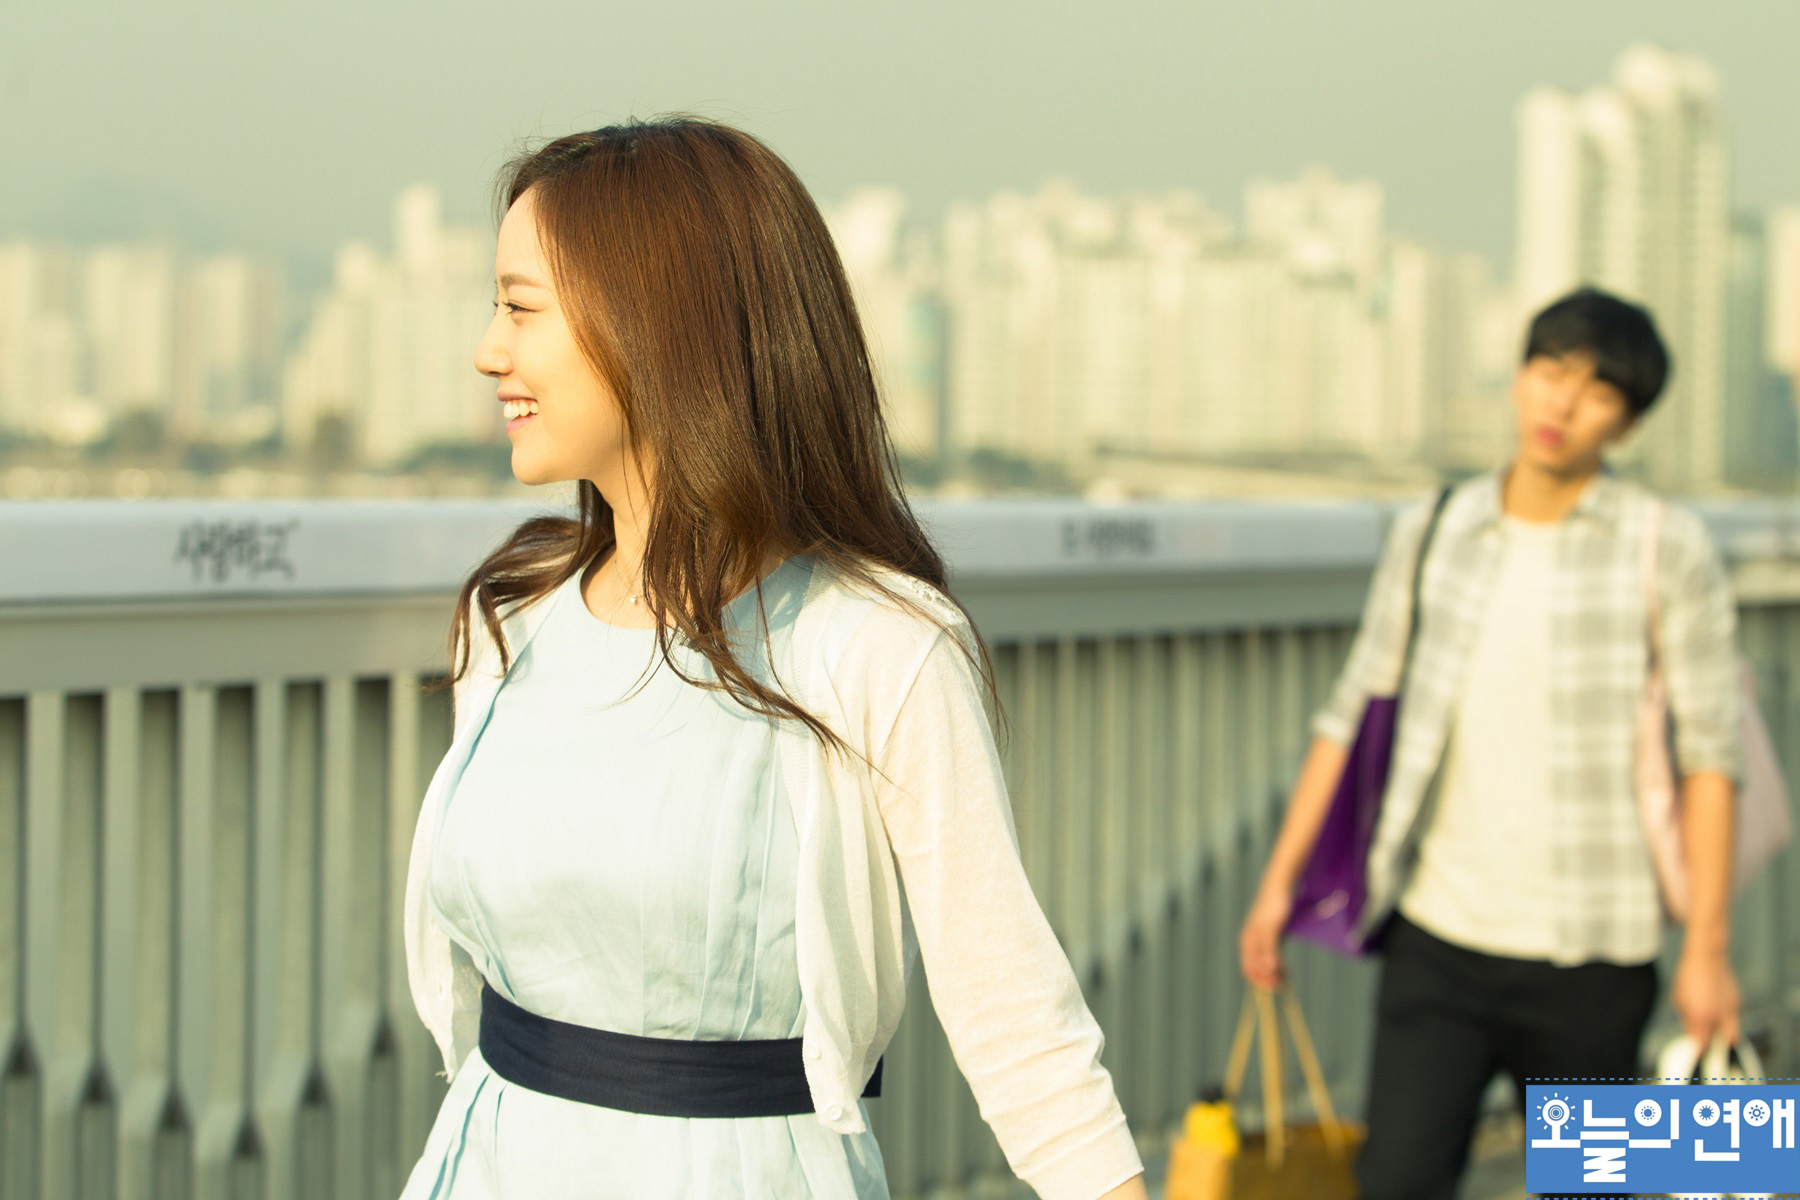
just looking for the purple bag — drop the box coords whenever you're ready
[1284,697,1399,954]
[1285,488,1449,957]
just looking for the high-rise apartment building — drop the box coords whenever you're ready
[937,184,1236,469]
[940,186,1102,466]
[0,242,85,442]
[1388,241,1497,466]
[916,172,1497,477]
[83,244,181,429]
[1240,170,1390,457]
[1778,209,1800,478]
[1722,213,1796,486]
[827,189,945,464]
[174,254,285,444]
[0,241,285,447]
[1246,167,1386,294]
[1515,44,1730,489]
[1769,207,1800,383]
[283,185,496,466]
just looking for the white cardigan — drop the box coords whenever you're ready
[402,562,1143,1200]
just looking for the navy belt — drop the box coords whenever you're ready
[479,983,883,1118]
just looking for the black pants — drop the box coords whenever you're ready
[1355,912,1658,1200]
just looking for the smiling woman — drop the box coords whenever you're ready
[477,194,628,495]
[397,117,1149,1200]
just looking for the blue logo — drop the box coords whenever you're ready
[1525,1084,1800,1194]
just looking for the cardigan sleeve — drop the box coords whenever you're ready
[860,618,1142,1200]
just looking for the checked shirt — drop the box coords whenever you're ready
[1314,471,1742,965]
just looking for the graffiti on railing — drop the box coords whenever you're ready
[173,518,300,583]
[1060,516,1158,560]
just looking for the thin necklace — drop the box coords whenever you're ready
[612,552,641,606]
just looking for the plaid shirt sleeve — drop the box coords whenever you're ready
[1658,505,1742,780]
[1312,501,1436,747]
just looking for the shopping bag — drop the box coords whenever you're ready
[1283,695,1398,955]
[1653,1032,1769,1200]
[1165,986,1364,1200]
[1635,500,1794,922]
[1654,1030,1767,1083]
[1287,487,1450,956]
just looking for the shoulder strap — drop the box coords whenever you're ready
[1399,487,1453,684]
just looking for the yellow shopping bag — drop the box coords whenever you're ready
[1165,985,1364,1200]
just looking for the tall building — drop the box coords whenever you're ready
[937,184,1236,470]
[1773,208,1800,484]
[0,241,286,448]
[83,244,181,429]
[1456,279,1530,469]
[826,189,946,465]
[1246,167,1386,294]
[283,186,496,466]
[1388,241,1491,465]
[1769,207,1800,383]
[0,242,87,442]
[924,173,1505,479]
[174,254,285,444]
[1514,45,1730,489]
[1241,170,1389,456]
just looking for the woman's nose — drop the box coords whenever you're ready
[474,316,510,378]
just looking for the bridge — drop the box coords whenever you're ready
[3,496,1797,1198]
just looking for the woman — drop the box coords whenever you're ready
[399,117,1146,1200]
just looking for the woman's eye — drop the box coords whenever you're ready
[492,300,527,314]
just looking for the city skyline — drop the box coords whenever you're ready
[1,41,1796,500]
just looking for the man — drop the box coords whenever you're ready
[1238,287,1743,1200]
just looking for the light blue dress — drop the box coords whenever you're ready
[399,557,889,1199]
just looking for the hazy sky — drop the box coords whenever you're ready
[6,1,1797,273]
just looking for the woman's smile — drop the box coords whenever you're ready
[501,394,539,431]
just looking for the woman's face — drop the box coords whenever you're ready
[475,188,634,490]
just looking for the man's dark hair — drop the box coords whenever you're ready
[1522,287,1672,417]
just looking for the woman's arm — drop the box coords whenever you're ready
[868,624,1144,1200]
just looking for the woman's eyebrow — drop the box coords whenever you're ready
[499,272,548,288]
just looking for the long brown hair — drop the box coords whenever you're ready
[450,115,991,752]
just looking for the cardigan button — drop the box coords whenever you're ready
[825,1105,844,1121]
[807,1046,822,1062]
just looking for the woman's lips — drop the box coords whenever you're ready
[1534,426,1566,449]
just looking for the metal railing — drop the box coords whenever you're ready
[2,497,1797,1199]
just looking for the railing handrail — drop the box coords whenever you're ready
[6,494,1800,607]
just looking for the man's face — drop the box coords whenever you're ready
[1511,352,1636,478]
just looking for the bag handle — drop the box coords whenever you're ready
[1702,1034,1764,1080]
[1224,985,1350,1166]
[1660,1031,1762,1080]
